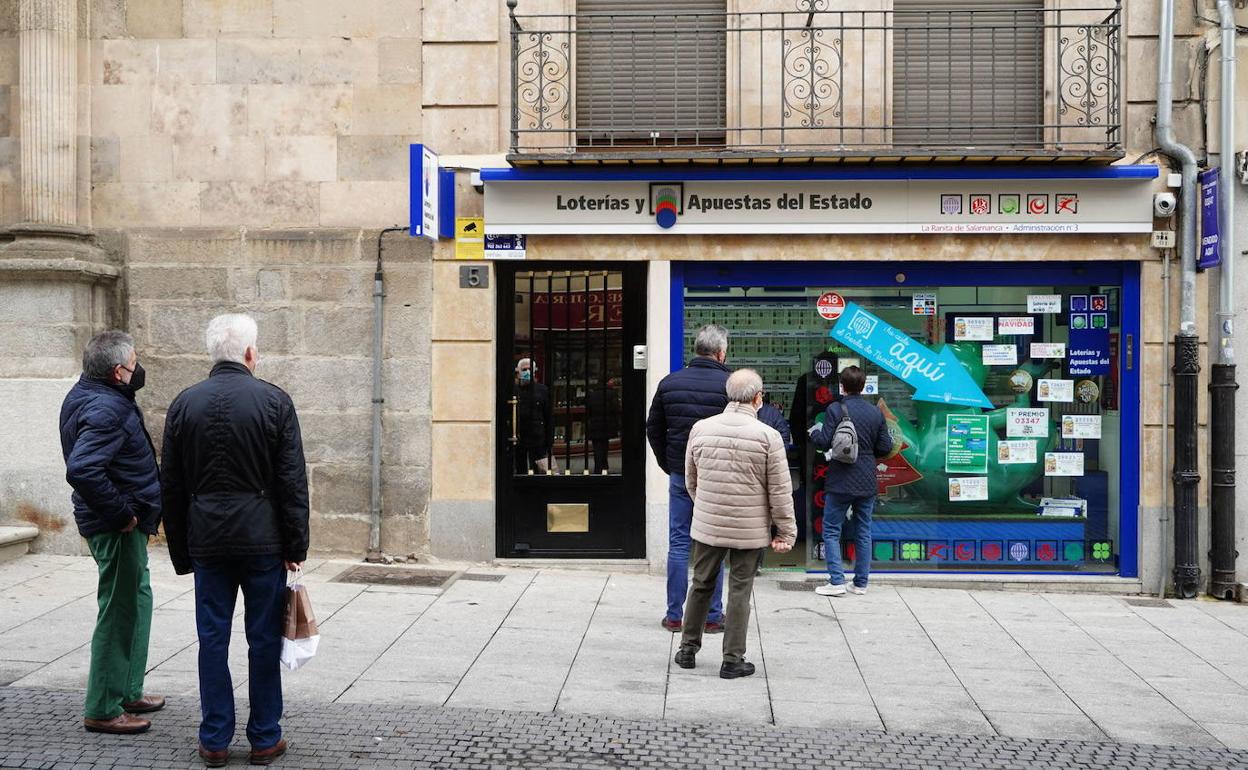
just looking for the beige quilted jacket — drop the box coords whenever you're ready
[685,402,798,550]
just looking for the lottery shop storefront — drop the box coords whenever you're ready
[675,260,1140,576]
[482,164,1156,577]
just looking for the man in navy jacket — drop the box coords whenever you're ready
[59,330,163,735]
[646,324,731,633]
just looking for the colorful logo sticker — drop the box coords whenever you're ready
[954,541,976,561]
[1027,194,1049,215]
[649,182,683,229]
[941,194,963,215]
[927,542,949,561]
[901,541,924,561]
[874,541,896,561]
[1063,541,1086,561]
[970,194,991,215]
[1056,194,1079,214]
[1036,541,1058,561]
[981,541,1004,561]
[1008,540,1031,562]
[1092,541,1112,560]
[999,194,1021,215]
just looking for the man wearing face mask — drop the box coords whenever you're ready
[59,330,163,735]
[160,314,309,767]
[513,358,554,474]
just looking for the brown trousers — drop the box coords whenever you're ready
[680,540,762,664]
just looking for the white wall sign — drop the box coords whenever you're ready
[1030,342,1067,359]
[410,144,440,240]
[983,344,1019,366]
[998,317,1035,335]
[1027,295,1062,313]
[483,176,1157,235]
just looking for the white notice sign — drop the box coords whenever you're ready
[864,375,879,395]
[1061,414,1102,439]
[948,476,989,501]
[1038,379,1075,402]
[1007,408,1050,438]
[1030,342,1067,359]
[1028,295,1062,314]
[998,316,1035,335]
[954,317,994,341]
[982,344,1019,366]
[1045,452,1085,477]
[997,441,1038,464]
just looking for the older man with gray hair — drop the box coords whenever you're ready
[59,330,164,735]
[161,313,309,767]
[675,369,796,679]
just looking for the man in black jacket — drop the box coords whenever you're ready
[808,366,893,597]
[161,314,309,768]
[645,324,730,633]
[59,330,164,736]
[513,358,554,473]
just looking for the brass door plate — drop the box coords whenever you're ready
[547,503,589,533]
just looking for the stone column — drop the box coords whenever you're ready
[0,0,117,555]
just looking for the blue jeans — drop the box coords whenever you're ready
[823,492,877,588]
[667,474,723,623]
[193,556,287,752]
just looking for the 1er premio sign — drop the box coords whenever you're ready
[817,292,846,320]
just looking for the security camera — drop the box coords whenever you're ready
[471,171,484,195]
[1154,192,1177,218]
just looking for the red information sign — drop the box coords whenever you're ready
[817,292,846,320]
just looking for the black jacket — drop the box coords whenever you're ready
[645,357,730,475]
[810,394,893,498]
[514,381,554,450]
[160,362,310,575]
[758,402,793,448]
[58,377,161,537]
[584,385,620,440]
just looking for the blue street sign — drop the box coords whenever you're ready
[830,302,993,409]
[1198,168,1221,270]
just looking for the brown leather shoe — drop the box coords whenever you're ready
[122,695,166,714]
[83,713,151,735]
[198,743,229,768]
[250,738,287,765]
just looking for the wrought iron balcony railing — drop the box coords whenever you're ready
[507,1,1122,162]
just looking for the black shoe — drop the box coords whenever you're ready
[674,648,696,669]
[720,661,756,679]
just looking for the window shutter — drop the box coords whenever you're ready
[575,0,726,145]
[892,0,1044,148]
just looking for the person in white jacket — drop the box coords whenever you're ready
[676,369,798,679]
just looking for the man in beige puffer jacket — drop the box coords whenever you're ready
[676,369,798,679]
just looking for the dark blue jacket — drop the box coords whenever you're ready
[645,357,730,475]
[810,394,893,498]
[58,377,161,537]
[758,402,792,449]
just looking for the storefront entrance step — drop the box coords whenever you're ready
[778,573,1145,595]
[493,558,651,574]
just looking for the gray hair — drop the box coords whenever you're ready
[205,313,258,364]
[694,324,729,357]
[515,357,537,373]
[82,330,134,379]
[725,369,763,404]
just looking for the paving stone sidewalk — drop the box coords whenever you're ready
[1,685,1247,770]
[3,551,1248,754]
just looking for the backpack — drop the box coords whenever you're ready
[827,402,859,465]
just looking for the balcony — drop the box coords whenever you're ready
[507,2,1123,164]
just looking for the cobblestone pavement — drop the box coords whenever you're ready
[1,686,1247,770]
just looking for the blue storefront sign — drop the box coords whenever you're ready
[830,302,993,409]
[1199,168,1221,269]
[1068,327,1111,376]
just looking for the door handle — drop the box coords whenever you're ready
[508,397,518,446]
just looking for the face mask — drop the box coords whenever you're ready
[118,362,146,395]
[520,369,533,384]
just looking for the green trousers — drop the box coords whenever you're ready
[84,530,152,720]
[680,541,762,664]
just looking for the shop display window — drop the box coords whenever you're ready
[679,266,1138,576]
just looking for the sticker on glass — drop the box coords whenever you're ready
[997,440,1038,465]
[1061,414,1102,439]
[949,476,988,501]
[1028,295,1062,314]
[1045,452,1085,477]
[912,293,937,316]
[864,375,879,396]
[1030,342,1066,359]
[982,344,1018,366]
[998,317,1035,335]
[1037,379,1074,402]
[954,317,994,341]
[1007,408,1049,438]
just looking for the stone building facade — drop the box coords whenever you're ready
[0,0,1245,594]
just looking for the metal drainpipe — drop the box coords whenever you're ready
[1159,248,1173,598]
[1156,0,1202,599]
[1209,0,1239,600]
[368,227,406,561]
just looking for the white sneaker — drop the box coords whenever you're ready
[815,582,847,597]
[848,584,867,596]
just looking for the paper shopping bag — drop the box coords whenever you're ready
[280,574,320,671]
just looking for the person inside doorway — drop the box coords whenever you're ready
[584,377,620,474]
[514,358,554,474]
